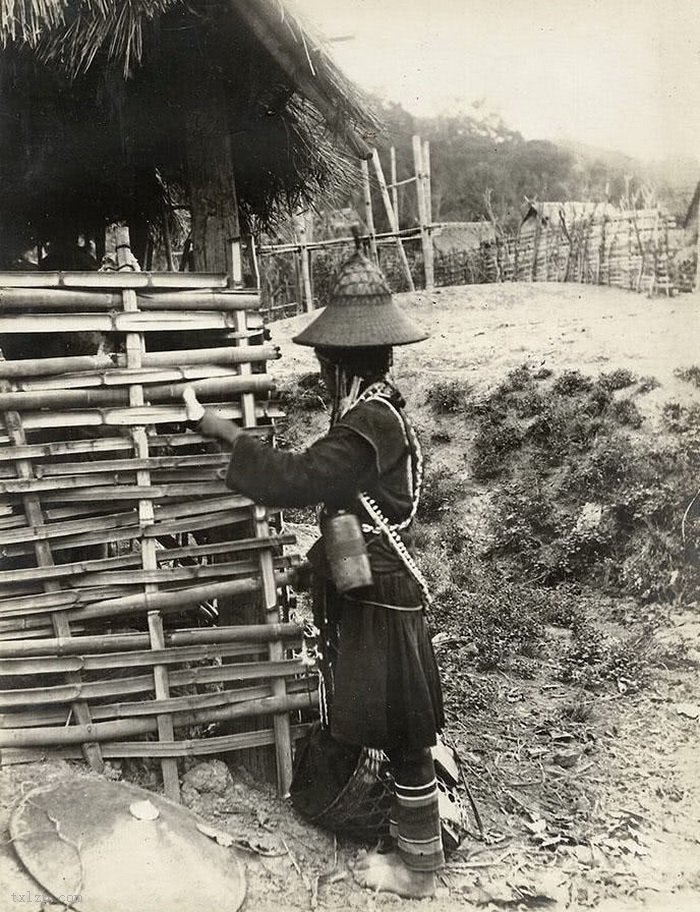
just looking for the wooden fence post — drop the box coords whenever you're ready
[360,160,378,263]
[371,149,415,292]
[412,135,434,290]
[422,139,435,289]
[294,214,314,313]
[390,147,399,225]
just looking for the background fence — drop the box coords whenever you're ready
[256,140,694,318]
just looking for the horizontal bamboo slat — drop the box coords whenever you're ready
[2,682,281,726]
[0,373,274,412]
[0,288,260,311]
[0,311,240,334]
[0,344,277,380]
[0,426,271,462]
[0,722,313,763]
[16,401,282,430]
[0,271,232,290]
[0,533,294,585]
[0,621,303,658]
[0,691,317,747]
[0,645,305,681]
[66,569,293,624]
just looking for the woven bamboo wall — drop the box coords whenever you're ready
[0,271,316,800]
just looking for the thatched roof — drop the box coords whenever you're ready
[0,0,379,260]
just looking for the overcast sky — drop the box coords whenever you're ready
[293,0,700,163]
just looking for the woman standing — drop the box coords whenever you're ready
[184,253,445,898]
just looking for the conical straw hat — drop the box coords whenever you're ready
[292,252,428,348]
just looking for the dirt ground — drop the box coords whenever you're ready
[1,282,699,912]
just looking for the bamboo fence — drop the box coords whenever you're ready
[0,256,315,800]
[433,207,684,295]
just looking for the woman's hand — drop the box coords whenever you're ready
[183,385,205,423]
[182,385,242,445]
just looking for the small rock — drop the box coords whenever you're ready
[675,703,700,720]
[182,759,232,796]
[553,747,582,768]
[180,783,203,810]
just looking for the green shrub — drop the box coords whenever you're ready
[608,398,644,429]
[418,464,465,523]
[471,417,523,479]
[637,375,660,393]
[596,369,637,392]
[552,370,594,396]
[559,622,650,693]
[425,378,472,415]
[674,366,700,388]
[431,582,547,671]
[662,401,700,434]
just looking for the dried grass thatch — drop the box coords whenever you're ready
[0,0,380,260]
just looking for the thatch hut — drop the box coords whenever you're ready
[0,0,379,271]
[0,2,379,798]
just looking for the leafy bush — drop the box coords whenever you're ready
[674,366,700,388]
[596,369,637,392]
[418,464,465,522]
[431,582,549,671]
[662,401,700,435]
[471,417,524,479]
[552,370,594,396]
[559,622,650,693]
[425,378,472,415]
[608,398,644,429]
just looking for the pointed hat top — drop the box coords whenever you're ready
[292,252,428,348]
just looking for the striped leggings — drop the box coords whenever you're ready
[386,747,445,872]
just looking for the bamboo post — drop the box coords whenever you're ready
[371,149,415,292]
[531,215,542,282]
[233,307,294,796]
[0,365,104,774]
[360,160,378,263]
[422,139,435,288]
[412,136,434,290]
[162,204,176,272]
[390,147,399,226]
[116,227,180,801]
[294,214,313,313]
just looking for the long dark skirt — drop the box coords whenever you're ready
[318,571,444,752]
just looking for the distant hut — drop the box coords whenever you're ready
[0,0,379,271]
[519,201,619,239]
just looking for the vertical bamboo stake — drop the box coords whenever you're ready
[371,149,415,292]
[412,135,433,290]
[250,235,261,289]
[360,160,378,263]
[233,308,293,796]
[531,215,542,282]
[390,146,399,225]
[294,214,313,313]
[117,228,180,801]
[162,204,176,272]
[422,139,435,289]
[229,238,244,288]
[0,374,104,774]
